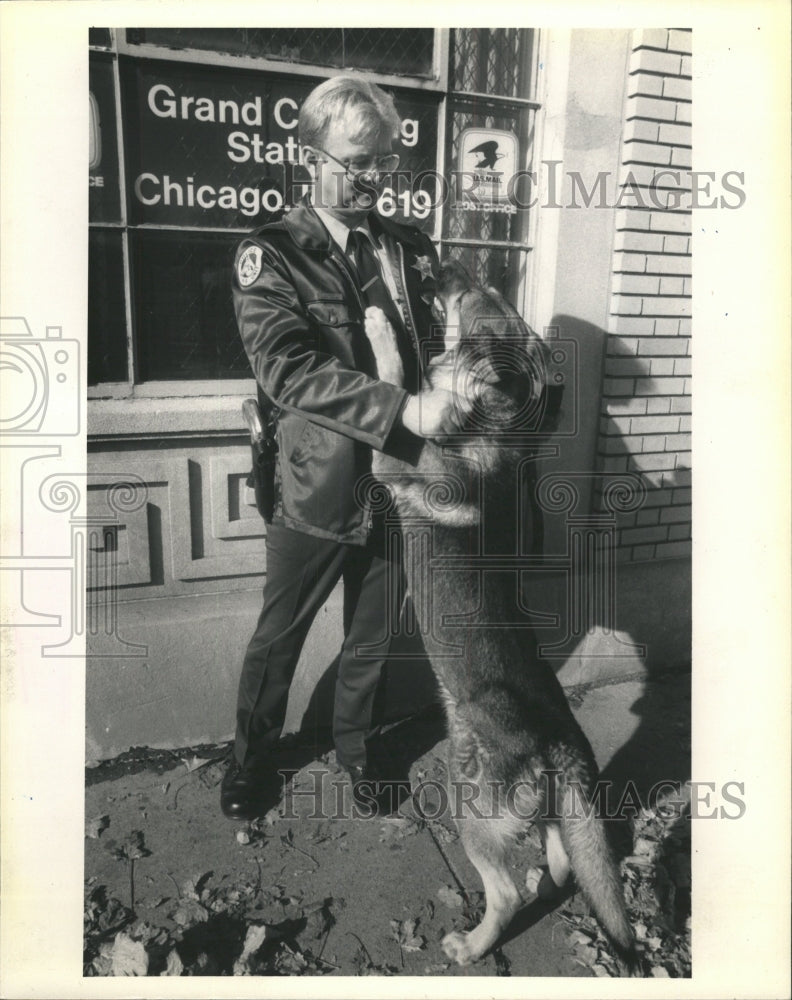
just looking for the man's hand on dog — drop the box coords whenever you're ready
[364,305,472,440]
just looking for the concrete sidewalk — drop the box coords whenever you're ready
[84,668,691,979]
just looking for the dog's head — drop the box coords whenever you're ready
[370,261,563,527]
[427,259,562,440]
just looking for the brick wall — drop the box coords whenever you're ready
[597,27,692,562]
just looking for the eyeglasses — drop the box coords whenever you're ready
[309,145,400,181]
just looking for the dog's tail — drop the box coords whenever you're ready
[557,775,637,968]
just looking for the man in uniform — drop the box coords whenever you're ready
[224,75,461,820]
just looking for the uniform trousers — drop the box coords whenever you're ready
[234,518,403,770]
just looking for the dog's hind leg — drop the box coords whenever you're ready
[441,817,522,966]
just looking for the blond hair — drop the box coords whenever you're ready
[298,75,401,149]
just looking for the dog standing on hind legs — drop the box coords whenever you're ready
[363,261,636,970]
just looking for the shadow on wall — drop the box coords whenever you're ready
[528,314,691,804]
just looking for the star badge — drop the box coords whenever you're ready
[411,255,435,281]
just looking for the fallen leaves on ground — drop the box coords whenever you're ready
[85,814,110,839]
[378,815,423,849]
[104,829,150,863]
[232,924,269,975]
[84,877,340,977]
[304,821,347,845]
[389,918,426,953]
[181,755,214,774]
[437,885,464,909]
[110,932,149,976]
[350,940,398,976]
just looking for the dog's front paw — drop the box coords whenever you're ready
[441,930,480,966]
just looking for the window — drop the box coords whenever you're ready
[126,28,437,78]
[88,28,538,393]
[440,29,539,305]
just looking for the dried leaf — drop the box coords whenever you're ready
[390,918,425,952]
[437,885,464,909]
[274,945,310,975]
[297,902,334,946]
[122,830,150,861]
[236,830,251,846]
[233,924,269,974]
[430,822,458,844]
[161,948,184,976]
[180,872,212,901]
[85,815,110,839]
[91,941,114,976]
[593,963,613,977]
[304,822,346,844]
[110,932,148,976]
[182,755,212,774]
[172,899,209,927]
[651,965,670,977]
[524,866,544,896]
[379,817,420,846]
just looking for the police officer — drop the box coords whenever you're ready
[224,75,460,820]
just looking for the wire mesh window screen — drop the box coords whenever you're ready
[441,29,538,301]
[452,29,534,98]
[127,28,435,78]
[443,244,527,297]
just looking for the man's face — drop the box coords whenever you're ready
[305,113,394,224]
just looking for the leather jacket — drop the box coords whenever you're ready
[233,202,439,544]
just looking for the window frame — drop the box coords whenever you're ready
[115,29,450,92]
[88,28,542,401]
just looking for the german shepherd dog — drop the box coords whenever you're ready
[363,261,635,969]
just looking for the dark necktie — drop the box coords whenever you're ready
[347,229,418,392]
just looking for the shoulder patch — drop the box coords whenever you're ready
[237,245,263,287]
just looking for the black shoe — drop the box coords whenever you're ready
[220,758,277,821]
[342,764,410,818]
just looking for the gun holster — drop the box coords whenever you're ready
[242,397,278,523]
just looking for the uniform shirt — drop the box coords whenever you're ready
[313,205,407,326]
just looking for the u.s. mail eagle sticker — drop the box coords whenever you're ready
[237,245,263,287]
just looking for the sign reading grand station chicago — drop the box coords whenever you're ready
[90,61,441,230]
